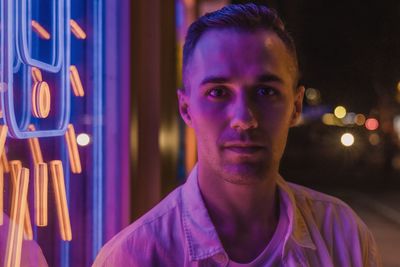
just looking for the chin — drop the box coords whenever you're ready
[221,161,270,185]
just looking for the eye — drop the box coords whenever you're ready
[256,86,277,96]
[207,87,228,98]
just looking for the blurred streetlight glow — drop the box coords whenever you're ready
[341,133,354,147]
[342,112,356,125]
[77,133,91,146]
[354,114,366,126]
[305,88,321,105]
[365,118,379,131]
[306,88,317,100]
[392,155,400,171]
[334,106,346,119]
[322,113,335,125]
[368,133,380,145]
[394,116,400,139]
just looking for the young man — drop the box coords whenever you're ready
[93,4,381,266]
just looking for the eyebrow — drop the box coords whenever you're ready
[256,74,284,84]
[200,73,284,86]
[200,76,231,86]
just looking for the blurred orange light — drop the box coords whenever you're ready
[184,0,195,8]
[354,114,366,126]
[392,156,400,171]
[368,133,380,145]
[322,113,335,125]
[365,118,379,131]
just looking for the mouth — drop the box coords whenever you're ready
[223,143,266,154]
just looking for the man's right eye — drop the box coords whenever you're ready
[207,87,227,98]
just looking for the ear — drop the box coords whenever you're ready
[289,85,305,127]
[177,89,192,127]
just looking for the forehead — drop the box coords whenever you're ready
[187,29,294,88]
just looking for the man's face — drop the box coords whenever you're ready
[179,29,304,184]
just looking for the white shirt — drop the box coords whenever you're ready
[227,191,288,267]
[93,165,382,267]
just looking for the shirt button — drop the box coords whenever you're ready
[213,253,227,264]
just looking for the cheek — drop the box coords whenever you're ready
[261,104,293,142]
[262,101,292,122]
[190,105,227,144]
[191,100,227,125]
[191,105,214,128]
[273,110,292,143]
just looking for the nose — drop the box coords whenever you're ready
[229,95,258,131]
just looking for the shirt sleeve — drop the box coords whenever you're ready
[362,228,383,267]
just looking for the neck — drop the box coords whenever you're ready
[197,163,280,262]
[198,163,279,232]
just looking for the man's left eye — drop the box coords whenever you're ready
[256,87,277,96]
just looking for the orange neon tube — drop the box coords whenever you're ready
[4,168,29,267]
[34,163,48,227]
[50,160,72,241]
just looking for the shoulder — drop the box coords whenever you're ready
[287,182,382,265]
[92,186,185,267]
[285,182,373,235]
[288,182,356,212]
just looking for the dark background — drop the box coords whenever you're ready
[232,0,400,190]
[232,0,400,105]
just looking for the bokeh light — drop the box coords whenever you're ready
[392,155,400,171]
[365,118,379,131]
[305,88,321,105]
[354,114,366,126]
[394,116,400,139]
[342,112,356,125]
[334,106,346,119]
[368,133,380,146]
[77,133,91,146]
[341,133,354,147]
[322,113,336,125]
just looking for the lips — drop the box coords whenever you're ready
[223,143,266,154]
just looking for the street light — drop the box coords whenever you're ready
[334,106,346,119]
[341,133,354,147]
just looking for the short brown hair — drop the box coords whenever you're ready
[182,3,299,90]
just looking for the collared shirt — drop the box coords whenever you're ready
[93,165,382,267]
[227,193,288,267]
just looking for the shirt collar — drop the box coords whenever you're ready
[181,165,316,262]
[276,175,316,251]
[181,165,225,261]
